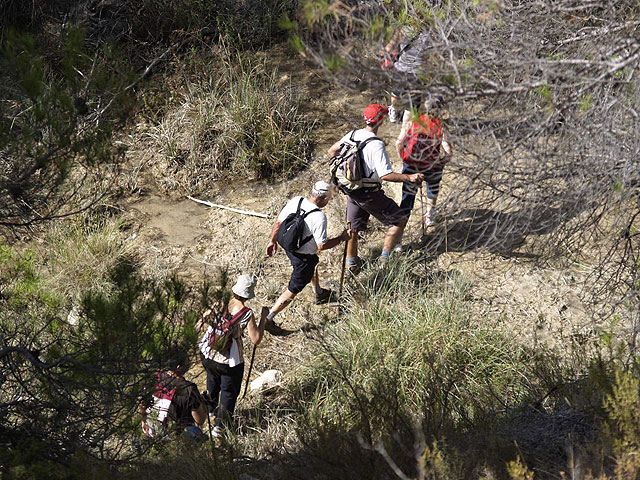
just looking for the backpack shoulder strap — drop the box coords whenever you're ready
[301,207,321,219]
[358,136,382,150]
[295,197,304,214]
[230,306,250,324]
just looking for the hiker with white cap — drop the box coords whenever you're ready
[328,104,423,272]
[264,181,350,332]
[196,274,267,437]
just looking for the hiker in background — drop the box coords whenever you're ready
[396,95,452,226]
[264,181,350,332]
[382,27,431,123]
[328,104,423,272]
[139,350,208,441]
[197,274,267,437]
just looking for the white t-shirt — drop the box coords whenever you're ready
[277,196,327,255]
[338,129,392,182]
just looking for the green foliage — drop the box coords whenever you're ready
[603,369,640,478]
[280,260,553,478]
[0,238,218,469]
[0,26,131,230]
[298,262,532,439]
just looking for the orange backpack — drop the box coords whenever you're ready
[400,115,443,169]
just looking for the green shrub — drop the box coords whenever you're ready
[276,259,548,478]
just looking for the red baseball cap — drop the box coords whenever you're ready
[363,104,388,126]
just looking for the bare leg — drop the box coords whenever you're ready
[269,289,296,316]
[310,267,320,290]
[383,220,407,252]
[347,231,358,259]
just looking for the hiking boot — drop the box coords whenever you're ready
[211,425,223,438]
[393,243,403,254]
[378,255,389,269]
[313,288,334,305]
[388,105,399,123]
[348,257,363,275]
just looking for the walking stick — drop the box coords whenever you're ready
[205,399,213,442]
[338,221,351,298]
[242,343,257,399]
[419,184,425,237]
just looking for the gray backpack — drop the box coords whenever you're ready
[330,130,382,194]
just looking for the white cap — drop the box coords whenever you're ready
[312,181,331,197]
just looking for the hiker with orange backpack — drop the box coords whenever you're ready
[196,274,267,437]
[396,95,452,227]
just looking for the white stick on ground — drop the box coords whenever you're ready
[187,196,269,218]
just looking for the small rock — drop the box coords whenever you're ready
[250,369,283,393]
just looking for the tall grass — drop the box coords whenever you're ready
[39,217,133,302]
[146,49,314,194]
[283,260,543,478]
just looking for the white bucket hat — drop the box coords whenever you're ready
[232,274,257,299]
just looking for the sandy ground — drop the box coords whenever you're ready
[121,45,596,413]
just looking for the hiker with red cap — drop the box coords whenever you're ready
[264,181,350,332]
[396,95,452,226]
[328,104,423,271]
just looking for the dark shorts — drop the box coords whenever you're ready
[400,164,444,217]
[390,71,423,110]
[346,189,408,233]
[285,250,319,294]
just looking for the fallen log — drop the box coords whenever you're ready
[187,196,269,218]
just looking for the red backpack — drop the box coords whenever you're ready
[208,306,250,354]
[400,115,443,169]
[142,372,177,437]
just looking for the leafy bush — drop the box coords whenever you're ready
[0,238,213,471]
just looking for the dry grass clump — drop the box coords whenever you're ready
[38,216,134,302]
[144,49,315,194]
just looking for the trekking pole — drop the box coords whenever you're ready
[204,392,213,442]
[338,221,351,299]
[242,343,257,399]
[419,184,426,237]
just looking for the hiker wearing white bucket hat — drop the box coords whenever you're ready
[196,273,267,437]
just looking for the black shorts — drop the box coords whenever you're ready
[285,250,319,294]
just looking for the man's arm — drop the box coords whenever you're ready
[381,172,424,184]
[266,220,282,256]
[317,229,350,251]
[327,139,342,158]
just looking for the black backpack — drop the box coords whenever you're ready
[330,130,383,194]
[277,198,321,252]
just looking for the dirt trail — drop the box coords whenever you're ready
[122,44,593,411]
